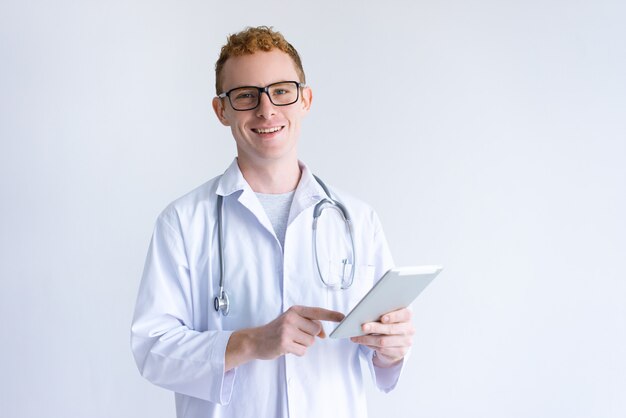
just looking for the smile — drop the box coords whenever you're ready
[252,126,283,134]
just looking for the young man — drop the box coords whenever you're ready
[131,26,414,418]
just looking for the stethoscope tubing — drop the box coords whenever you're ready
[312,201,356,290]
[214,176,354,316]
[214,194,230,315]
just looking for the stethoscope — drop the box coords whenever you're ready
[214,175,356,316]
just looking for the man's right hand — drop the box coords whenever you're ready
[225,306,345,371]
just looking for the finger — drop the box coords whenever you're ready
[379,308,412,324]
[292,328,317,348]
[286,340,308,357]
[290,306,345,322]
[374,348,408,365]
[355,344,409,364]
[361,321,414,336]
[350,334,412,349]
[312,320,327,338]
[284,312,323,337]
[357,344,408,356]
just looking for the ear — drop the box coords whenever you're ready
[300,86,313,112]
[212,97,230,126]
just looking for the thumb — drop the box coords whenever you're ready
[313,319,327,339]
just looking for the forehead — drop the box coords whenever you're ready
[221,50,300,90]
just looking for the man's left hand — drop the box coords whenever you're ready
[350,307,414,367]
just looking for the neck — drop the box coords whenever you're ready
[237,157,301,194]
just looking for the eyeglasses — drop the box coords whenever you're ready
[217,81,305,111]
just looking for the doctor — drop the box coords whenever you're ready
[131,26,414,418]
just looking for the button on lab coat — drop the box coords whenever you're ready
[131,159,404,418]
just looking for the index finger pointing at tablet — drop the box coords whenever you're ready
[290,306,345,322]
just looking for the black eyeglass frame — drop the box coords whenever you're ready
[217,81,306,111]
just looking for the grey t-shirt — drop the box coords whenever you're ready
[255,191,295,249]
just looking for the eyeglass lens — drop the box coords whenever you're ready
[229,82,299,110]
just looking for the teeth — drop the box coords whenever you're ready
[254,126,281,134]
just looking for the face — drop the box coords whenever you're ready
[212,50,312,168]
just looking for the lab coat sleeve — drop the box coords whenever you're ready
[359,211,408,392]
[131,211,236,404]
[360,346,407,392]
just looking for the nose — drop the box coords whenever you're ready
[256,91,277,119]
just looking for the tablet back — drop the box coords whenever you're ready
[329,265,442,339]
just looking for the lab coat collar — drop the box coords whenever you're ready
[215,159,249,197]
[289,161,328,224]
[215,158,327,200]
[215,159,274,237]
[214,158,328,227]
[294,161,327,201]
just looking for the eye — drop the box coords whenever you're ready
[235,92,255,100]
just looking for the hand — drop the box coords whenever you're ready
[226,306,344,370]
[350,308,414,367]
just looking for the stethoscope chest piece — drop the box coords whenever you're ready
[214,290,230,316]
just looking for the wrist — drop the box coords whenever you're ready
[373,351,403,368]
[225,328,255,371]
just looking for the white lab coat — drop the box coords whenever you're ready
[131,159,403,418]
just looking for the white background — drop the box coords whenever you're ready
[1,1,625,417]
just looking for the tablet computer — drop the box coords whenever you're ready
[329,265,442,339]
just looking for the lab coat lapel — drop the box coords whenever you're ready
[288,161,327,225]
[215,159,276,238]
[237,190,275,237]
